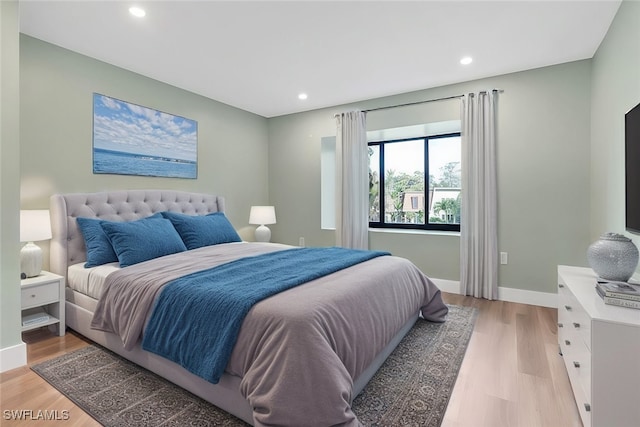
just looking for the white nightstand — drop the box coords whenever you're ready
[21,271,65,336]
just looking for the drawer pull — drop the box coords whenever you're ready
[558,323,563,328]
[564,305,572,311]
[573,361,580,368]
[31,294,36,298]
[565,340,571,346]
[584,403,591,412]
[573,322,580,328]
[559,284,564,288]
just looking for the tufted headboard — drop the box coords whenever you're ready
[49,190,225,278]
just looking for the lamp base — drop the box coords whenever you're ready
[254,225,272,242]
[20,242,43,278]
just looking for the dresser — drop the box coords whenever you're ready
[557,265,640,427]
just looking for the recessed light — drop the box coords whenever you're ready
[460,56,473,65]
[298,93,308,100]
[129,6,146,18]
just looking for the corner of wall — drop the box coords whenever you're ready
[0,342,27,373]
[1,0,25,364]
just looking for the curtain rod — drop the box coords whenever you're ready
[362,89,503,113]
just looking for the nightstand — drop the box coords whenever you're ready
[21,271,65,336]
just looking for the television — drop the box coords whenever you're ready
[625,101,640,233]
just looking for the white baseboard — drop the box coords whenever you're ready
[432,278,463,294]
[431,278,557,308]
[0,341,27,373]
[497,286,557,308]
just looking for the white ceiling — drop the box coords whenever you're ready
[19,0,621,118]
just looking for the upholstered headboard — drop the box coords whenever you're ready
[49,190,225,278]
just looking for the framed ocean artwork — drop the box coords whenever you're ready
[92,93,198,179]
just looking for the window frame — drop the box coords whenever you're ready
[368,132,461,232]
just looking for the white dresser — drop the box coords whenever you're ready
[557,265,640,427]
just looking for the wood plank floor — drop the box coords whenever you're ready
[0,293,582,427]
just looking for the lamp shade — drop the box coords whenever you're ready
[20,210,51,278]
[249,206,276,225]
[20,210,52,242]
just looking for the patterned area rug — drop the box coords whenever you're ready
[31,304,476,427]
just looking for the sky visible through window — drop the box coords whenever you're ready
[384,136,461,180]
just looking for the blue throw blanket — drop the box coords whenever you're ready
[141,246,389,383]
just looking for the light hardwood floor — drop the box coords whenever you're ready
[1,293,582,427]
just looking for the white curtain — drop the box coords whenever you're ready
[460,91,498,299]
[335,111,368,249]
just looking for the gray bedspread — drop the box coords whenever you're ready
[91,242,448,427]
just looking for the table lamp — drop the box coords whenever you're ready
[249,206,276,242]
[20,210,52,278]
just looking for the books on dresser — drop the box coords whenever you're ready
[595,280,640,309]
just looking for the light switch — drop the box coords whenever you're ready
[500,252,508,265]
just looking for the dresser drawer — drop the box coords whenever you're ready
[573,380,592,427]
[560,344,592,423]
[566,339,591,399]
[21,281,59,309]
[558,282,592,351]
[558,325,581,361]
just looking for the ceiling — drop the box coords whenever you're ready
[19,1,621,118]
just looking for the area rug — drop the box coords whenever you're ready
[31,304,477,427]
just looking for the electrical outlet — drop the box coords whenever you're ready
[299,237,305,247]
[500,252,508,265]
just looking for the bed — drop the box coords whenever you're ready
[49,189,448,426]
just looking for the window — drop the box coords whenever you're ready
[320,136,336,229]
[368,132,461,231]
[320,120,461,232]
[411,196,419,210]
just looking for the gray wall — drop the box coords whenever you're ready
[269,60,593,294]
[20,36,271,252]
[0,1,22,353]
[590,1,640,251]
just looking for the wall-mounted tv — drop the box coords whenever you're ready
[625,101,640,233]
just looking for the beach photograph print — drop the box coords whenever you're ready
[93,93,197,179]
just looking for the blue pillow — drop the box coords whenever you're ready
[100,214,187,267]
[161,211,241,250]
[76,217,119,268]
